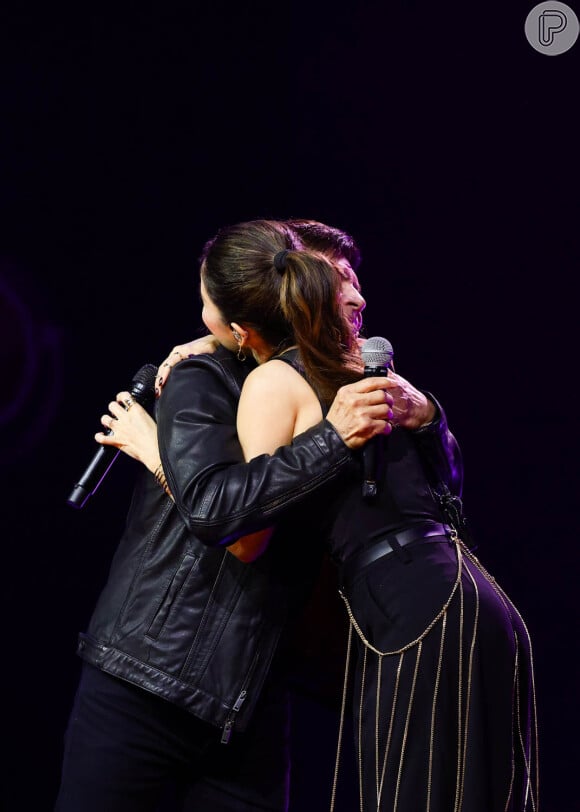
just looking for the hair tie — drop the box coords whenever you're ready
[273,249,289,274]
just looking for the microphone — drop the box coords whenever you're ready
[66,363,158,509]
[360,337,394,501]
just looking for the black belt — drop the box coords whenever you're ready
[340,521,452,585]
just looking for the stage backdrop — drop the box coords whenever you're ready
[1,4,577,810]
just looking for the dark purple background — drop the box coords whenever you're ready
[1,3,577,810]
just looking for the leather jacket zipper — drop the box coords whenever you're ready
[221,689,248,744]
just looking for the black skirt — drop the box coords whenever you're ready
[333,536,538,812]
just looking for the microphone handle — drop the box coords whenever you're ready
[361,365,389,501]
[66,436,121,509]
[362,442,378,501]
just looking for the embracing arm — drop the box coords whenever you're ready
[97,349,460,549]
[382,370,463,497]
[93,351,365,547]
[157,352,391,546]
[411,392,463,497]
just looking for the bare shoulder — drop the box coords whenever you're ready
[239,359,323,443]
[242,358,308,394]
[241,359,320,415]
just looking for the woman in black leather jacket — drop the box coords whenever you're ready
[55,220,462,812]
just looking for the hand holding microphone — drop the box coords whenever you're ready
[324,337,394,450]
[67,363,158,509]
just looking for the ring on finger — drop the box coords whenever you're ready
[124,396,135,410]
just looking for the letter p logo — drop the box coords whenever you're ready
[539,10,568,44]
[525,2,579,54]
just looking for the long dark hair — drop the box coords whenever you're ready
[200,219,361,404]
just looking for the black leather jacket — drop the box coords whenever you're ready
[78,347,463,742]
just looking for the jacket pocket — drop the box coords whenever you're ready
[146,552,199,639]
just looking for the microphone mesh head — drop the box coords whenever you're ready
[132,363,158,388]
[361,336,394,368]
[131,363,159,405]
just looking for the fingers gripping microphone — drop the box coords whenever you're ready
[66,363,158,509]
[360,337,394,501]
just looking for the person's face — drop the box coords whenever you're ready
[200,276,237,352]
[335,258,366,339]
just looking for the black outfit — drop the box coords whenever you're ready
[55,347,460,812]
[284,351,539,812]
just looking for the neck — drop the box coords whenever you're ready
[252,336,296,365]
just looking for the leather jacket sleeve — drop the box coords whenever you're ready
[157,352,464,546]
[414,392,464,497]
[157,352,356,545]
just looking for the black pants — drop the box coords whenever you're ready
[54,663,291,812]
